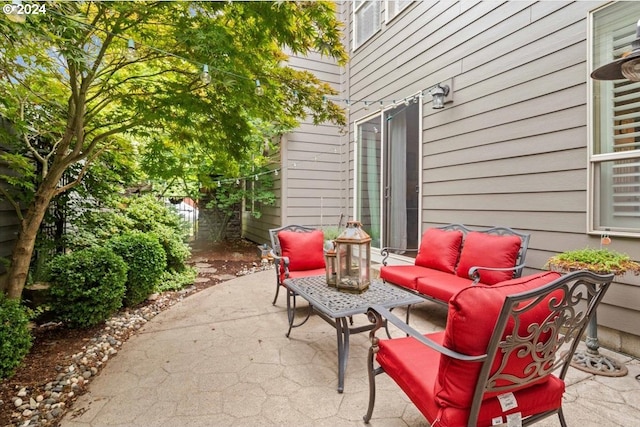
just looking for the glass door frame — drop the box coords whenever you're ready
[353,93,423,260]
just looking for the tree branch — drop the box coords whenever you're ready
[54,145,109,196]
[0,186,24,222]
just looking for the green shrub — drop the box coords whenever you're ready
[124,195,187,234]
[0,294,33,379]
[66,195,191,273]
[156,267,198,293]
[47,247,127,328]
[108,232,167,306]
[153,224,191,271]
[65,209,135,250]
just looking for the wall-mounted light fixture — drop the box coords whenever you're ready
[592,19,640,81]
[429,83,450,109]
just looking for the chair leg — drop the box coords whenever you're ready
[363,343,378,423]
[558,408,567,427]
[272,282,281,305]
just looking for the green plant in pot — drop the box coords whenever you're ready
[545,246,639,377]
[545,247,640,276]
[322,227,341,251]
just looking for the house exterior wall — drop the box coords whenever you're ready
[0,119,21,292]
[0,193,19,292]
[242,50,348,244]
[343,0,640,355]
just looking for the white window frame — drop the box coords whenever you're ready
[353,0,381,50]
[588,2,640,237]
[386,0,412,22]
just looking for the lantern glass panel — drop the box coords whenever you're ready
[335,221,371,293]
[325,251,337,286]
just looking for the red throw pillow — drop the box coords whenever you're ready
[455,231,521,284]
[278,229,325,271]
[435,271,563,409]
[414,228,463,273]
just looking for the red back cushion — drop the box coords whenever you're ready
[278,229,325,271]
[456,231,522,284]
[435,271,562,409]
[415,228,464,273]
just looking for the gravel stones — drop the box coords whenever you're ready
[5,292,184,427]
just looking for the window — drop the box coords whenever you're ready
[387,0,412,21]
[354,0,381,49]
[591,2,640,235]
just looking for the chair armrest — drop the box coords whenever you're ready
[380,247,419,266]
[269,250,291,277]
[366,304,485,362]
[467,263,526,285]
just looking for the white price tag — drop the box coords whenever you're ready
[506,412,522,427]
[497,392,518,411]
[491,416,504,425]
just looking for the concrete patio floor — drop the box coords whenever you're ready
[60,269,640,427]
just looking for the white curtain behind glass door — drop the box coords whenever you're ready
[388,109,407,250]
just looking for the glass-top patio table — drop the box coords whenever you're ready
[283,275,423,393]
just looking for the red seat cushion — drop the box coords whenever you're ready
[455,231,522,284]
[278,229,325,272]
[377,332,445,423]
[380,265,432,290]
[377,271,565,426]
[377,330,565,427]
[286,268,326,280]
[415,271,474,303]
[415,228,464,273]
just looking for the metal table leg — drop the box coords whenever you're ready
[571,311,628,376]
[285,289,313,338]
[335,317,350,393]
[286,289,295,338]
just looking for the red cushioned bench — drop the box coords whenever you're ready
[380,224,530,306]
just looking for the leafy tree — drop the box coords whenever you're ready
[0,1,347,300]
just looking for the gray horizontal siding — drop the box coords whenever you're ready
[247,46,347,234]
[0,159,21,269]
[342,0,640,346]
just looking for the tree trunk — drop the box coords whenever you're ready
[6,173,62,300]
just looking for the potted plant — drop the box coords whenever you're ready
[545,247,640,276]
[545,246,640,377]
[322,226,341,251]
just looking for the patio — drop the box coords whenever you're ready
[60,269,640,427]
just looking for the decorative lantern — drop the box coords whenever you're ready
[335,221,371,293]
[325,249,337,287]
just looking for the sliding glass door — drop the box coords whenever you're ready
[357,101,420,251]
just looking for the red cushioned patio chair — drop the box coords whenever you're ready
[268,225,326,305]
[363,270,613,427]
